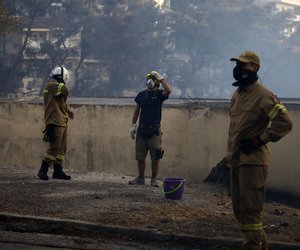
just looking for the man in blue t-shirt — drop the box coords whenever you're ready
[129,71,171,187]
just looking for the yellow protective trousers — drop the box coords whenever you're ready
[43,125,67,164]
[231,165,268,250]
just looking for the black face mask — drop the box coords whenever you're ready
[232,65,258,87]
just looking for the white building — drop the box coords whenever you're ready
[259,0,300,37]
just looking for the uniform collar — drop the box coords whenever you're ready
[238,80,260,93]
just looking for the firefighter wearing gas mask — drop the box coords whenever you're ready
[38,66,74,181]
[227,51,293,250]
[129,71,171,187]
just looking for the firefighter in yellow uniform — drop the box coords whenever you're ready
[227,51,292,250]
[38,66,74,181]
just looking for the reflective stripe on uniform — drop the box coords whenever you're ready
[56,154,65,162]
[44,154,56,161]
[43,89,48,93]
[268,104,287,121]
[57,83,64,96]
[240,223,263,231]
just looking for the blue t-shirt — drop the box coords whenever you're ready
[135,89,169,125]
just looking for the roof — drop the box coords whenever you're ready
[264,0,300,7]
[20,16,64,29]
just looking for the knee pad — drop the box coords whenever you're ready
[154,148,164,160]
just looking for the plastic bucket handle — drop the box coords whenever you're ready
[161,180,184,195]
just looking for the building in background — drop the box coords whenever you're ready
[260,0,300,37]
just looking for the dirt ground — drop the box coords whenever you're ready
[0,166,300,244]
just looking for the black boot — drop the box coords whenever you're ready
[38,160,49,180]
[53,163,71,180]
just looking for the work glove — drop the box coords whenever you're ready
[67,110,74,120]
[42,124,55,143]
[130,124,137,139]
[239,136,264,155]
[150,71,164,81]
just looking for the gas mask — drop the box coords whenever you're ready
[146,78,159,89]
[233,65,258,87]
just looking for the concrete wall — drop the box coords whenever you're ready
[0,100,299,195]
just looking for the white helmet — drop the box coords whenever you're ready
[52,66,68,82]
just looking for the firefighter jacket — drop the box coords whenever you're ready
[227,80,292,167]
[43,79,69,127]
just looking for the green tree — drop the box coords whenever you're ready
[26,0,84,95]
[0,0,19,95]
[0,0,18,35]
[0,0,52,95]
[1,0,297,97]
[73,0,165,96]
[2,0,83,96]
[163,0,292,97]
